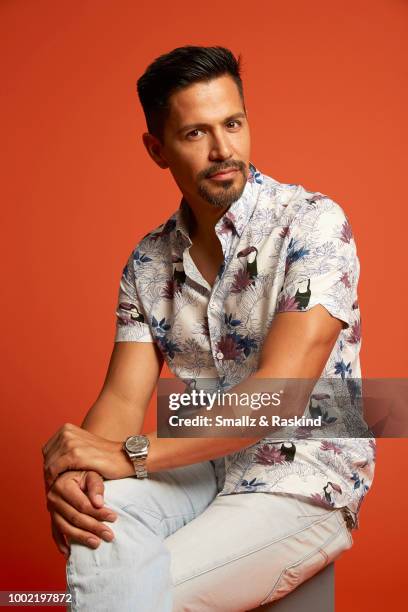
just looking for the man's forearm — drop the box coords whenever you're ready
[81,388,146,440]
[42,369,317,485]
[144,431,260,473]
[121,370,314,472]
[128,372,316,476]
[142,368,319,474]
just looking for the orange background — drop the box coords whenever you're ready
[1,1,407,610]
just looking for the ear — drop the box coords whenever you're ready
[142,133,169,169]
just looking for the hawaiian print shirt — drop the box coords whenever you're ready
[114,164,375,530]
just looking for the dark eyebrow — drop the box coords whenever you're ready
[177,112,246,135]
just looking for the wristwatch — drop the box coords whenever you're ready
[123,435,150,479]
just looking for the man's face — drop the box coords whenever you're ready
[159,74,251,209]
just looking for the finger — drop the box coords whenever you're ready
[42,423,80,463]
[76,470,88,490]
[51,520,70,558]
[51,494,116,542]
[52,510,113,549]
[42,434,61,462]
[44,448,85,488]
[49,478,117,522]
[43,443,68,489]
[42,429,62,459]
[85,471,107,509]
[44,446,105,489]
[42,423,73,460]
[44,455,68,489]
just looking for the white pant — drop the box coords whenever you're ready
[66,460,353,611]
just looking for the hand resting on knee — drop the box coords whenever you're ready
[45,469,118,557]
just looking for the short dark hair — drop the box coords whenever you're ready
[137,45,244,141]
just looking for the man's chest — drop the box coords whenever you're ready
[137,228,288,382]
[187,240,224,289]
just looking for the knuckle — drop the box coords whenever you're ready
[61,426,74,441]
[64,438,75,451]
[52,513,63,530]
[85,538,100,548]
[46,493,56,510]
[71,446,81,459]
[77,500,88,513]
[68,513,79,527]
[62,434,72,446]
[59,525,71,538]
[53,479,63,493]
[95,509,107,521]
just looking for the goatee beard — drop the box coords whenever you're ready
[197,162,248,209]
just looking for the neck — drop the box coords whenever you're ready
[182,196,231,246]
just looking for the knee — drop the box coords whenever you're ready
[102,477,167,541]
[102,477,162,524]
[102,476,138,510]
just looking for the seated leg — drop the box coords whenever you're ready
[166,493,353,612]
[66,461,217,612]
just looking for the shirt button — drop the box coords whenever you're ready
[216,352,224,360]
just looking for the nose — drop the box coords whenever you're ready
[208,130,233,162]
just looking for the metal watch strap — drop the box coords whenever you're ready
[131,455,148,479]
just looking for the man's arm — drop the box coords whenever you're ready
[80,340,164,438]
[43,304,343,485]
[43,340,163,479]
[44,340,163,554]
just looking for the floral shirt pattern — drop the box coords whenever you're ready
[114,164,375,529]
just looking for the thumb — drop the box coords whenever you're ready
[86,470,105,508]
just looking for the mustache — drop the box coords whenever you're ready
[198,160,247,180]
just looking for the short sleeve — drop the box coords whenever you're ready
[114,250,155,342]
[275,198,359,329]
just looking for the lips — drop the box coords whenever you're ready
[207,168,239,180]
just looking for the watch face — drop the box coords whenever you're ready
[125,435,149,454]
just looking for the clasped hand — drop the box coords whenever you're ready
[42,423,129,490]
[42,423,134,556]
[42,423,132,490]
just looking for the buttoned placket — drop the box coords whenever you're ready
[172,175,262,378]
[207,225,237,368]
[179,227,234,373]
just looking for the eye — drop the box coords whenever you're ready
[226,120,242,129]
[186,128,205,140]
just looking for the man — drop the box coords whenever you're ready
[43,46,375,611]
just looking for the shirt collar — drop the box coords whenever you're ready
[174,162,263,243]
[174,198,194,245]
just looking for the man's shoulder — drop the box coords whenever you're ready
[259,171,350,227]
[128,210,179,256]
